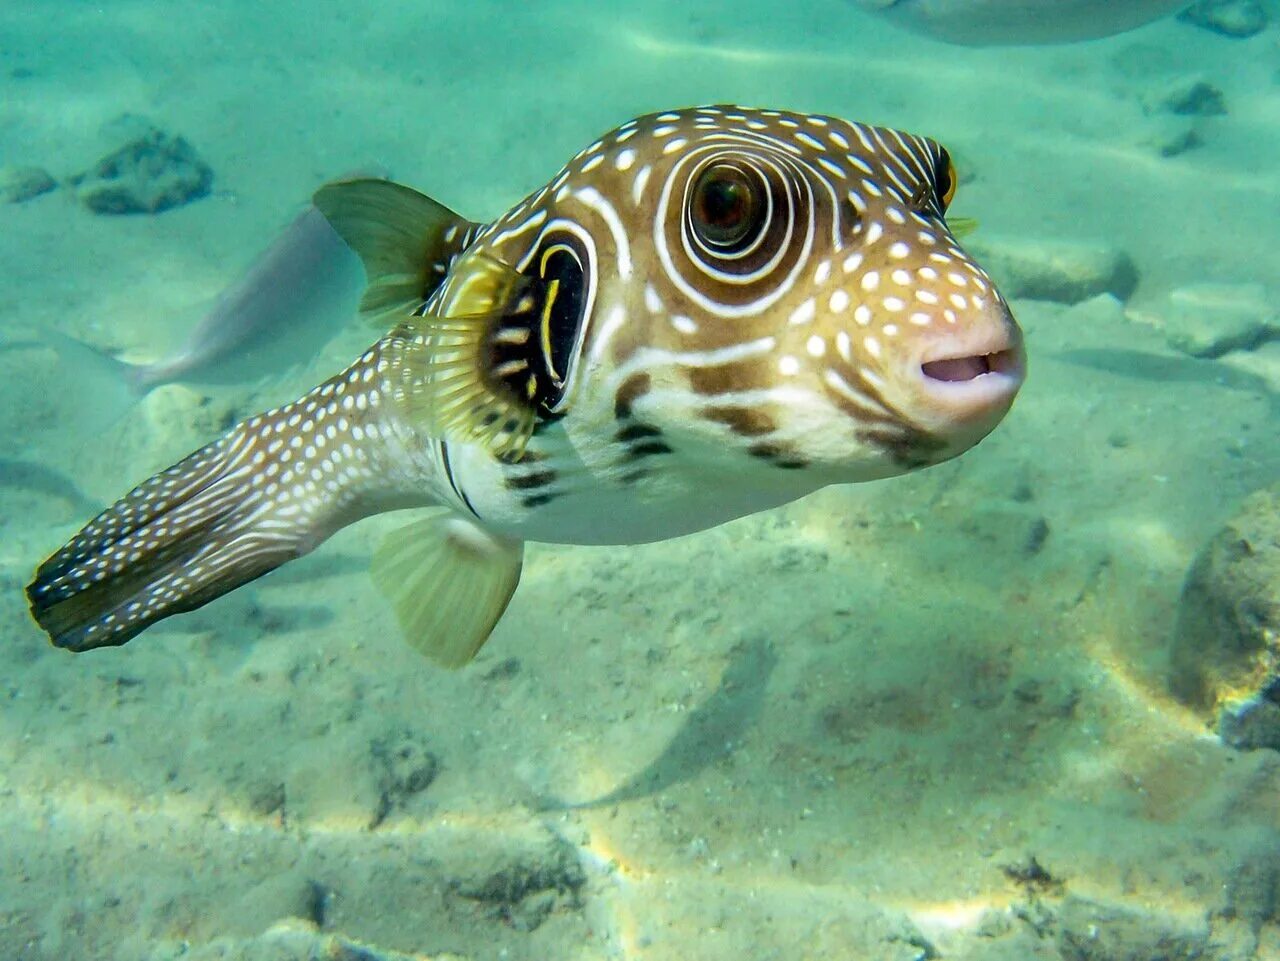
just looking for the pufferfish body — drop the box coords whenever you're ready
[27,105,1025,666]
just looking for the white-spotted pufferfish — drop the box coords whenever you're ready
[27,106,1026,665]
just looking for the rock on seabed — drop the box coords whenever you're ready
[70,121,213,214]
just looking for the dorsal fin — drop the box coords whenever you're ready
[313,178,474,324]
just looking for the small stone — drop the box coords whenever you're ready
[957,504,1057,561]
[304,879,335,928]
[70,119,213,214]
[482,656,521,680]
[448,832,585,932]
[1147,77,1228,117]
[369,732,439,825]
[1222,838,1280,928]
[1003,855,1064,894]
[975,908,1013,938]
[1179,0,1268,38]
[1169,485,1280,713]
[1057,896,1211,961]
[1220,699,1280,752]
[771,544,830,573]
[1141,117,1205,158]
[248,781,286,816]
[1023,516,1050,556]
[1160,283,1277,358]
[964,236,1138,304]
[0,165,56,203]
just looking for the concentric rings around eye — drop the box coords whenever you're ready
[689,163,768,252]
[658,142,812,315]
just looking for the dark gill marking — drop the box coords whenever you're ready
[521,492,559,509]
[506,470,558,491]
[614,373,651,420]
[616,424,663,443]
[624,441,673,462]
[747,442,809,470]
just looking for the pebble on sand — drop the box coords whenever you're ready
[0,164,56,204]
[964,236,1139,304]
[1169,484,1280,749]
[1145,77,1228,117]
[1178,0,1269,38]
[1158,282,1278,358]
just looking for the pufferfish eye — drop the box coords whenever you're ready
[689,162,767,251]
[935,147,958,211]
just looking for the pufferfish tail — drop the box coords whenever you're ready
[26,408,525,660]
[22,378,405,653]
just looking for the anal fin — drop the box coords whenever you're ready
[370,513,523,668]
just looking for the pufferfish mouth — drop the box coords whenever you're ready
[920,348,1022,383]
[913,334,1026,422]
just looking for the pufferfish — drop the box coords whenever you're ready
[26,106,1025,665]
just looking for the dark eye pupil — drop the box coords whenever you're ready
[692,165,761,248]
[702,180,745,229]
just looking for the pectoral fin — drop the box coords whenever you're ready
[370,513,523,668]
[392,252,542,461]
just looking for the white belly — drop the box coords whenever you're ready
[445,436,823,547]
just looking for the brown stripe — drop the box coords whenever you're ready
[702,405,776,437]
[685,358,767,397]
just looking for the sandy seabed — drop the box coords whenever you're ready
[2,2,1280,959]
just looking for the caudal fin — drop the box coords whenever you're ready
[27,428,305,650]
[25,367,400,651]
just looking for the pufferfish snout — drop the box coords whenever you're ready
[27,105,1025,666]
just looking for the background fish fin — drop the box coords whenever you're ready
[313,178,475,325]
[370,513,523,669]
[37,329,148,442]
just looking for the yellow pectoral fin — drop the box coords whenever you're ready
[313,178,473,324]
[394,252,540,460]
[371,513,524,668]
[948,216,979,239]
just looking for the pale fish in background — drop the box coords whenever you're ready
[851,0,1189,44]
[27,106,1025,663]
[56,170,387,395]
[111,204,364,391]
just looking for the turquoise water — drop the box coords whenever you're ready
[3,3,1280,959]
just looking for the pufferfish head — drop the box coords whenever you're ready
[493,105,1025,483]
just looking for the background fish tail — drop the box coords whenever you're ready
[26,359,417,651]
[39,329,152,443]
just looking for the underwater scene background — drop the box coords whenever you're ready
[3,1,1280,958]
